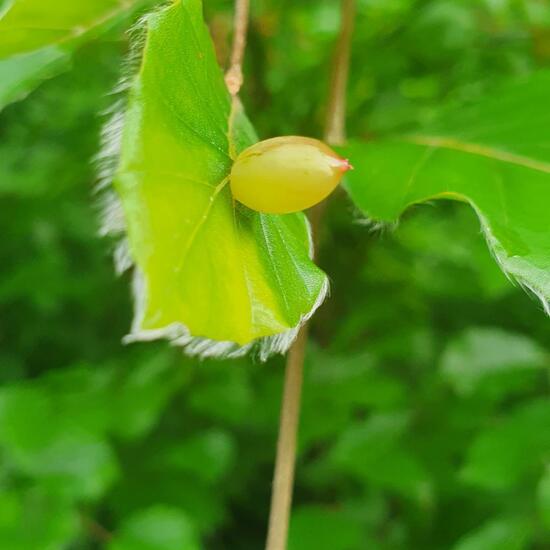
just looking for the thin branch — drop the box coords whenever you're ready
[265,326,309,550]
[225,0,250,96]
[325,0,356,146]
[265,2,356,549]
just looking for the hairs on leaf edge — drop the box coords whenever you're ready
[94,4,329,361]
[350,191,550,317]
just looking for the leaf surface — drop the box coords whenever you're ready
[109,506,201,550]
[0,385,118,499]
[440,327,548,397]
[537,466,550,530]
[461,399,550,491]
[0,489,78,550]
[343,73,550,309]
[288,506,364,550]
[0,0,144,109]
[108,0,327,356]
[452,517,531,550]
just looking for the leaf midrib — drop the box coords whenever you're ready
[175,176,229,276]
[405,134,550,174]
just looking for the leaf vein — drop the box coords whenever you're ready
[175,176,229,275]
[406,134,550,174]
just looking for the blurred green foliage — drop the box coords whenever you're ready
[1,0,549,548]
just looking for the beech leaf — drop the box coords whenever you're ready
[103,0,327,358]
[343,72,550,312]
[0,0,147,109]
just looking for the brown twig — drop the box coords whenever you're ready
[265,326,309,550]
[225,0,250,96]
[325,0,356,146]
[265,2,356,549]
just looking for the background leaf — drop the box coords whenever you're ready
[326,412,432,501]
[537,466,550,530]
[0,488,78,550]
[288,506,364,550]
[0,385,119,499]
[108,506,201,550]
[440,327,548,397]
[108,0,327,355]
[452,517,531,550]
[343,72,550,311]
[0,0,147,110]
[461,399,550,491]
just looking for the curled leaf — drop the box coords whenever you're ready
[343,72,550,313]
[101,0,327,358]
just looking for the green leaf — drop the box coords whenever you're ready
[537,466,550,530]
[343,72,550,311]
[106,0,327,356]
[0,488,78,550]
[440,327,548,397]
[300,350,407,449]
[288,506,364,550]
[328,413,432,501]
[186,359,253,424]
[452,517,531,550]
[109,351,187,440]
[462,399,550,491]
[0,386,118,499]
[109,506,201,550]
[0,0,145,109]
[40,353,184,441]
[153,429,236,484]
[110,468,225,534]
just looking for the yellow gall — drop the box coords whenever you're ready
[230,136,352,214]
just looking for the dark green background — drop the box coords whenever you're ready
[0,0,549,548]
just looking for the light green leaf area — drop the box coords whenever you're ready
[461,399,550,491]
[288,506,364,550]
[440,327,548,397]
[110,0,327,355]
[153,429,236,485]
[0,385,118,500]
[0,488,79,550]
[0,0,143,109]
[343,72,550,310]
[328,412,432,501]
[537,466,550,530]
[452,517,531,550]
[108,506,201,550]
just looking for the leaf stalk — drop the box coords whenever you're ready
[265,1,356,549]
[225,0,250,96]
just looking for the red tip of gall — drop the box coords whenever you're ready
[338,158,353,172]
